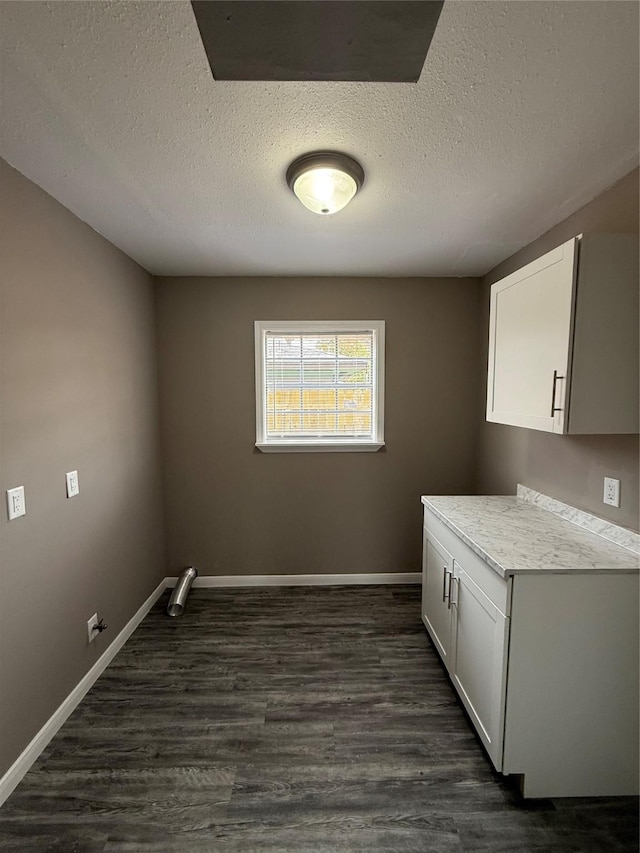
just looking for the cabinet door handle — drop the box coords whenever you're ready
[449,576,458,610]
[442,565,448,602]
[550,369,565,416]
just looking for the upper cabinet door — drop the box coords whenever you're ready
[486,233,639,435]
[486,238,577,434]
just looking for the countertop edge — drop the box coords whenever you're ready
[421,497,510,578]
[421,495,640,578]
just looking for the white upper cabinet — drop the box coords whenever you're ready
[486,234,639,434]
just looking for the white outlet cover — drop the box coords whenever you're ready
[66,470,80,498]
[6,486,26,520]
[603,477,621,508]
[87,613,99,643]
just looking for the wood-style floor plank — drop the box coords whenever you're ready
[0,585,637,852]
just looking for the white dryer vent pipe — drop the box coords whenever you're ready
[167,566,198,617]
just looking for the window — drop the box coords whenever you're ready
[255,320,385,452]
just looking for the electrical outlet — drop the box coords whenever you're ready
[6,486,26,520]
[66,470,79,498]
[603,477,621,508]
[87,613,100,643]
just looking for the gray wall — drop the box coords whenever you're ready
[0,160,165,777]
[2,152,636,783]
[155,276,483,577]
[476,168,639,531]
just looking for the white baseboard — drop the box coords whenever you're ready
[0,571,420,807]
[165,572,421,587]
[0,577,168,808]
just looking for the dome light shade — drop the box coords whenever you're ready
[286,152,364,215]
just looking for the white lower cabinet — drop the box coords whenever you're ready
[450,566,509,769]
[421,507,639,798]
[422,519,510,770]
[421,528,453,665]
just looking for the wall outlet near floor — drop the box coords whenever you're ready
[87,613,100,643]
[603,477,621,508]
[6,486,26,520]
[66,470,80,498]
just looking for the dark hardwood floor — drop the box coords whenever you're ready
[0,585,637,851]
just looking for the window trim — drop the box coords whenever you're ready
[254,320,385,453]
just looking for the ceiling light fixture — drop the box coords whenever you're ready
[286,151,365,216]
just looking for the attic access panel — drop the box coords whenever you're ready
[191,1,444,82]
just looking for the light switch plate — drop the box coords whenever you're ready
[6,486,26,520]
[66,470,80,498]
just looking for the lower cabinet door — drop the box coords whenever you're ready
[450,563,509,769]
[421,528,454,668]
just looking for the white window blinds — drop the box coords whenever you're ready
[265,331,374,438]
[255,321,385,452]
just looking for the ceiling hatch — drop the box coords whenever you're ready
[191,0,444,82]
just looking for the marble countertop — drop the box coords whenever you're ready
[421,495,639,578]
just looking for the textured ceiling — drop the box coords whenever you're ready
[0,0,638,277]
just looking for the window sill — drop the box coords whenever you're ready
[256,441,385,454]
